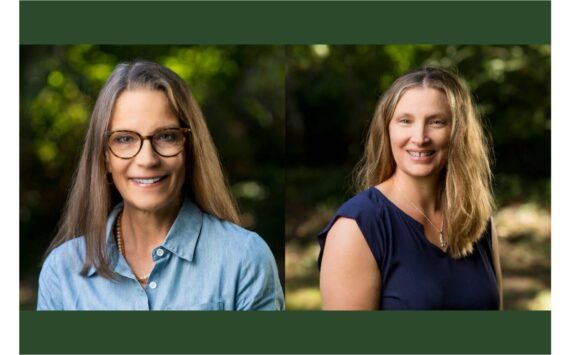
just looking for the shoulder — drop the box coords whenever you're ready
[326,189,382,253]
[41,237,87,274]
[325,187,389,236]
[200,213,275,263]
[325,217,368,254]
[319,215,381,309]
[199,213,282,308]
[333,187,389,225]
[318,188,390,268]
[38,236,87,310]
[339,188,383,212]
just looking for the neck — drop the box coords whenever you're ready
[390,171,442,213]
[119,198,182,253]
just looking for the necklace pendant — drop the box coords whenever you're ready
[439,232,447,248]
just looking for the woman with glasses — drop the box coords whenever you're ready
[37,61,284,310]
[318,67,502,310]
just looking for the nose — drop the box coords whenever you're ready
[410,124,430,146]
[135,139,161,167]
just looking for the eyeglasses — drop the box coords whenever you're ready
[107,127,191,159]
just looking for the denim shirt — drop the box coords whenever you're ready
[37,198,284,310]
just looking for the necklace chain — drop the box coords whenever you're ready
[394,184,448,249]
[115,211,151,283]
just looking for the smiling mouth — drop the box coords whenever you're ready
[407,150,435,157]
[130,176,167,185]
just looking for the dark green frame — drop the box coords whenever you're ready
[21,311,550,354]
[21,1,550,44]
[20,1,551,354]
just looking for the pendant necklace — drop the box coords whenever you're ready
[395,184,448,249]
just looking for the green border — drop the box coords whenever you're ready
[20,1,550,44]
[21,311,550,354]
[20,1,551,354]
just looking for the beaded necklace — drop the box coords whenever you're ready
[115,212,151,284]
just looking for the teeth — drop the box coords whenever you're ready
[132,177,162,184]
[409,151,434,157]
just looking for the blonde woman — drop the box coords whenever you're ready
[318,67,502,310]
[37,61,284,310]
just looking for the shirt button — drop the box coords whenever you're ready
[156,248,164,257]
[149,281,157,289]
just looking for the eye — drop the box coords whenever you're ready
[155,130,180,142]
[430,119,447,127]
[112,134,136,144]
[396,117,412,125]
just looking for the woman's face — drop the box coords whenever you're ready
[388,87,452,180]
[107,89,186,214]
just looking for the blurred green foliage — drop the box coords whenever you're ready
[20,45,285,309]
[285,45,550,310]
[287,45,550,208]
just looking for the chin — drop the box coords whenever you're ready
[402,166,440,179]
[123,195,181,213]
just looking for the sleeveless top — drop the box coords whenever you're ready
[317,187,499,310]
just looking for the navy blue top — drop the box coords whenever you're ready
[317,187,499,310]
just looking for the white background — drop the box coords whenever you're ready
[2,0,568,354]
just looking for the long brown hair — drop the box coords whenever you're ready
[355,67,494,258]
[46,61,240,279]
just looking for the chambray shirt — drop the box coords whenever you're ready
[37,198,284,310]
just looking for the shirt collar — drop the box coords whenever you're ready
[160,197,203,262]
[86,197,203,277]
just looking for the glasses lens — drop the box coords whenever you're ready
[108,131,141,158]
[152,129,186,156]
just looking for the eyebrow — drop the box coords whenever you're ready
[110,125,182,134]
[393,112,450,119]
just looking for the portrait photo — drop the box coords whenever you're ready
[20,45,285,310]
[285,45,551,310]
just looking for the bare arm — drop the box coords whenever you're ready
[320,217,381,310]
[491,218,504,310]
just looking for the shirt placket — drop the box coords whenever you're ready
[113,254,151,310]
[143,246,170,310]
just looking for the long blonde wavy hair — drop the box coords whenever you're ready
[46,61,240,279]
[355,67,494,258]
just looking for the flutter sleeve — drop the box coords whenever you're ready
[316,190,389,272]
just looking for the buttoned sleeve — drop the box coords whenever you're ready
[37,250,63,310]
[235,234,284,310]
